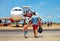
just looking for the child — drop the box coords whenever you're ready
[23,22,28,38]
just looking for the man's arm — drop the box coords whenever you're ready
[38,17,42,26]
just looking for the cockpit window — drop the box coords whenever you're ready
[19,9,21,11]
[13,9,21,11]
[14,9,18,11]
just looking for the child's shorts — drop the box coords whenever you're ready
[24,31,28,35]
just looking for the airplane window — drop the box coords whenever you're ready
[13,9,21,11]
[19,9,21,11]
[13,9,18,11]
[15,9,18,11]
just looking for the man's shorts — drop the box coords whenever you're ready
[32,24,38,30]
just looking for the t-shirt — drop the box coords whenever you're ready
[31,15,39,25]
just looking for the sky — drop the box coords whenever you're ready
[0,0,60,23]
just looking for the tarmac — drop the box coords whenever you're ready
[0,24,60,31]
[0,24,60,41]
[0,35,60,41]
[0,30,60,41]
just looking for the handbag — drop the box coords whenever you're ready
[38,26,43,33]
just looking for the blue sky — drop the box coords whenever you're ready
[0,0,60,23]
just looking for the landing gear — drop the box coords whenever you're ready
[3,19,8,26]
[15,22,19,27]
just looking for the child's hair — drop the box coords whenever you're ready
[29,20,32,24]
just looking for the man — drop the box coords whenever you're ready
[29,12,39,38]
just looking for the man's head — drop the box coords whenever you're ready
[0,19,2,23]
[33,12,36,15]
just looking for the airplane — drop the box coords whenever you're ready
[0,6,42,27]
[0,6,33,27]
